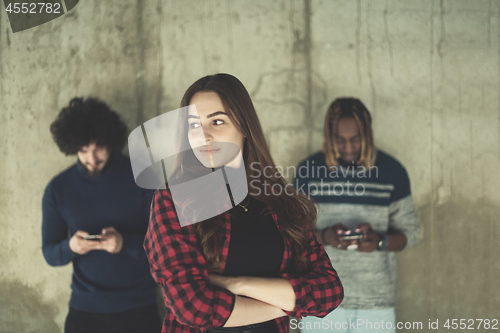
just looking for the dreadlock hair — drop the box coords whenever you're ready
[322,98,375,169]
[50,97,128,155]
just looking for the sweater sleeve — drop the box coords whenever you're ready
[388,167,419,249]
[281,222,344,319]
[144,190,235,329]
[41,183,78,266]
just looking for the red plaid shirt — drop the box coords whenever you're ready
[144,190,343,333]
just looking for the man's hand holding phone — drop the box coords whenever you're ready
[69,227,123,255]
[82,234,101,240]
[98,227,123,254]
[320,224,352,250]
[355,223,380,252]
[337,229,365,251]
[69,230,103,255]
[338,230,365,241]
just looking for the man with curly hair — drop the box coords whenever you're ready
[42,97,161,333]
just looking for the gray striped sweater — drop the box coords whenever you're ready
[294,150,419,309]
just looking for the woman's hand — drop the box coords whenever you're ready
[209,274,295,312]
[209,274,288,327]
[209,274,243,294]
[224,296,286,327]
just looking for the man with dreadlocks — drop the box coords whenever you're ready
[294,98,419,333]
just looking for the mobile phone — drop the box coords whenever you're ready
[82,234,101,240]
[339,230,364,241]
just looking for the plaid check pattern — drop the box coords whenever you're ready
[144,190,344,332]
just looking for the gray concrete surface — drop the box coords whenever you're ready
[1,1,499,332]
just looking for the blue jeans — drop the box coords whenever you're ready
[300,308,396,333]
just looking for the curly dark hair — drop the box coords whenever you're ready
[50,97,128,155]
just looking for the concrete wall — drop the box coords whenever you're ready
[1,1,499,332]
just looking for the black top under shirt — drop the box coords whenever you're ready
[223,196,284,278]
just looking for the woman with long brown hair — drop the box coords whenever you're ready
[144,73,343,333]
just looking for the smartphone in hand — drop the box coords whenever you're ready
[82,234,101,241]
[338,230,364,241]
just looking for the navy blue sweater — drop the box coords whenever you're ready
[42,154,157,313]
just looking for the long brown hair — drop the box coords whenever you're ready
[171,73,316,273]
[322,98,375,168]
